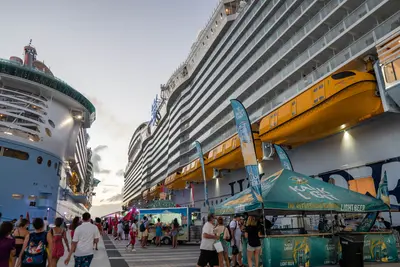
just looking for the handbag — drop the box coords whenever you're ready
[214,241,224,253]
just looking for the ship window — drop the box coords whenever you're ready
[37,156,43,164]
[331,71,356,80]
[54,162,58,169]
[47,160,52,167]
[28,195,36,201]
[48,119,55,128]
[45,128,52,137]
[12,194,24,200]
[2,147,29,160]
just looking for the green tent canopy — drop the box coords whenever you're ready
[211,169,389,216]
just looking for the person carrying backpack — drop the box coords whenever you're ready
[123,221,130,240]
[18,218,52,267]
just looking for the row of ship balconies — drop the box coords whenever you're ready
[123,0,400,203]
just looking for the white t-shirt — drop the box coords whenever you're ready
[43,220,49,230]
[131,223,137,232]
[73,222,101,257]
[117,223,124,233]
[200,222,215,251]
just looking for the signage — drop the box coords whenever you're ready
[230,99,263,203]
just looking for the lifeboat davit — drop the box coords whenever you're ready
[165,172,186,190]
[205,133,263,170]
[259,70,383,147]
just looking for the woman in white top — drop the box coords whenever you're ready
[214,217,230,267]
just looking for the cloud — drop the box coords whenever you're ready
[102,188,110,194]
[89,97,135,138]
[91,145,112,174]
[100,193,123,203]
[90,203,122,217]
[116,169,124,177]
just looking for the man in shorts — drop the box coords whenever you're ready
[197,213,219,267]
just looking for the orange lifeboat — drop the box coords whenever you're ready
[142,189,149,200]
[181,158,213,183]
[165,172,186,190]
[149,184,162,198]
[259,70,383,147]
[205,133,263,170]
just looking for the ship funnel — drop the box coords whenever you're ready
[23,40,37,67]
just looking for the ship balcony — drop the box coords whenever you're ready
[68,190,88,205]
[376,31,400,109]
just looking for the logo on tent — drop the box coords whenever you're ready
[289,176,308,185]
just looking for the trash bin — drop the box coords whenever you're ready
[339,234,364,267]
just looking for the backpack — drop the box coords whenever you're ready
[226,220,237,241]
[123,222,130,232]
[139,223,145,232]
[22,232,47,265]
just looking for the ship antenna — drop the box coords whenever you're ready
[29,39,32,46]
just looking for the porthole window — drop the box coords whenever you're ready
[37,156,43,164]
[47,160,52,167]
[48,119,55,128]
[202,42,205,46]
[206,35,209,40]
[54,162,58,169]
[220,13,223,19]
[45,128,52,137]
[211,28,214,34]
[215,21,218,26]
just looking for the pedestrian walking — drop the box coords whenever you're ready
[19,218,53,267]
[126,219,138,251]
[50,217,70,267]
[12,219,29,266]
[0,221,16,267]
[196,213,219,267]
[64,212,100,267]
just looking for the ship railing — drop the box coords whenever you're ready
[177,11,400,163]
[0,58,95,120]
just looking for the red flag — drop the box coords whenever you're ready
[123,211,133,221]
[161,184,165,193]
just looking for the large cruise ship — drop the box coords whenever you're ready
[0,42,98,221]
[123,0,400,221]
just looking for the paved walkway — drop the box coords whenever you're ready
[59,232,111,267]
[105,234,199,267]
[59,233,398,267]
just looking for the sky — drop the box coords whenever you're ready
[0,0,219,217]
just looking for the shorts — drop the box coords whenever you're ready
[15,244,23,257]
[197,249,219,267]
[142,229,148,237]
[247,245,261,252]
[74,254,94,267]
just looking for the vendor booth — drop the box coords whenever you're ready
[211,169,398,267]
